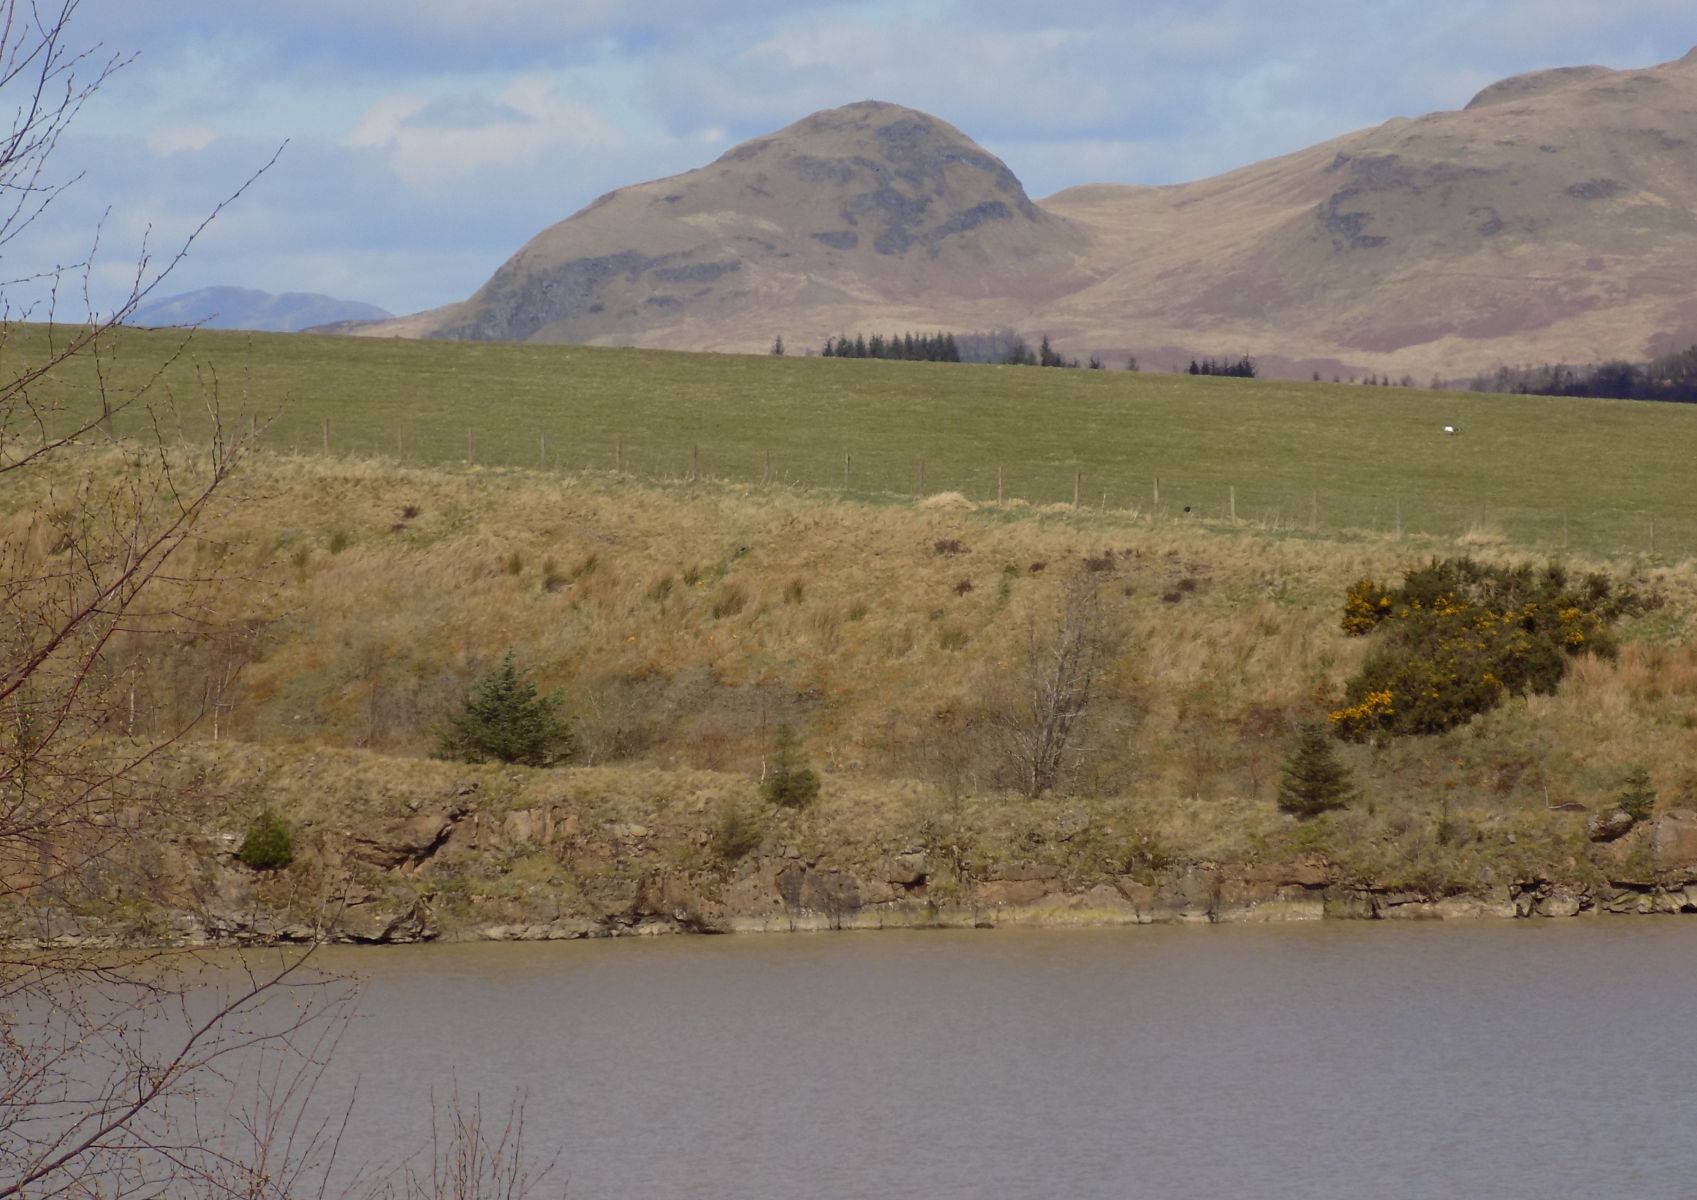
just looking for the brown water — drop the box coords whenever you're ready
[314,921,1697,1198]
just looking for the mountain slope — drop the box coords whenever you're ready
[368,101,1092,348]
[363,50,1697,377]
[130,287,392,333]
[1042,48,1697,375]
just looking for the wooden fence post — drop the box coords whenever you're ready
[1229,485,1236,522]
[997,465,1004,505]
[616,434,624,474]
[1073,472,1081,508]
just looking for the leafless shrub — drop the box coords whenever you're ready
[372,1089,560,1200]
[990,572,1123,797]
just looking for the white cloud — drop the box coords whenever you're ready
[31,0,1697,321]
[345,77,627,187]
[145,122,220,155]
[647,21,1155,140]
[345,95,429,149]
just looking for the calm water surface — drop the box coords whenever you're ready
[314,921,1697,1199]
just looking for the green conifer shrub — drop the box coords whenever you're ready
[711,804,763,862]
[434,652,577,767]
[1617,766,1657,822]
[237,807,295,870]
[1277,723,1355,818]
[761,724,820,809]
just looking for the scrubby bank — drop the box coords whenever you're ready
[5,453,1696,946]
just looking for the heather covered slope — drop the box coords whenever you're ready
[364,50,1697,380]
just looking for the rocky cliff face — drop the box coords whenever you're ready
[13,745,1697,949]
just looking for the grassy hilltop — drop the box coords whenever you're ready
[9,327,1697,935]
[23,323,1697,559]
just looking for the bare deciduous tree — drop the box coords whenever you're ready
[0,13,558,1198]
[993,572,1120,797]
[0,6,358,1199]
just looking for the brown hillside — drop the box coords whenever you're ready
[363,51,1697,378]
[373,101,1092,348]
[1042,48,1697,377]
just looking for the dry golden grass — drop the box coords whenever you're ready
[10,444,1697,893]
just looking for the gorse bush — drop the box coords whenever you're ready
[434,652,577,766]
[1332,558,1640,740]
[761,724,820,809]
[237,807,295,870]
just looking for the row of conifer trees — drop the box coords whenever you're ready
[820,332,963,361]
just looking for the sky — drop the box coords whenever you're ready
[13,0,1696,319]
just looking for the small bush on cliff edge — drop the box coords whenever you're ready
[237,807,295,870]
[761,724,821,809]
[1617,766,1657,823]
[712,804,764,862]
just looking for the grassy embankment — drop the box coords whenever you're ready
[8,325,1697,925]
[24,323,1697,558]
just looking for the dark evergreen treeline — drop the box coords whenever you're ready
[1188,356,1257,378]
[818,329,1108,368]
[1468,345,1697,404]
[812,328,1144,371]
[1001,334,1076,368]
[821,331,962,362]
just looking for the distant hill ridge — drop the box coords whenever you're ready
[131,286,392,333]
[356,48,1697,379]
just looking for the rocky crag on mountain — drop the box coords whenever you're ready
[360,50,1697,380]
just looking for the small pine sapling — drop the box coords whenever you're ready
[434,652,577,767]
[1616,766,1657,823]
[237,807,295,870]
[1277,723,1356,818]
[761,724,821,809]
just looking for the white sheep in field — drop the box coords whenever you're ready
[1443,424,1459,435]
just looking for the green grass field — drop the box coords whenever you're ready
[15,323,1697,559]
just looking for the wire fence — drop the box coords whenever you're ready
[256,423,1694,564]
